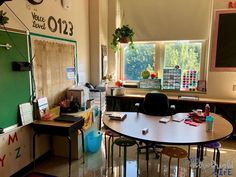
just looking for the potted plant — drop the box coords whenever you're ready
[0,10,9,25]
[111,25,135,52]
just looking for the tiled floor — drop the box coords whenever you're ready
[26,137,236,177]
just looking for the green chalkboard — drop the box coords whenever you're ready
[0,29,31,129]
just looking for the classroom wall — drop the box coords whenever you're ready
[0,125,50,176]
[89,0,108,85]
[207,0,236,99]
[0,0,90,176]
[0,0,90,82]
[107,0,236,100]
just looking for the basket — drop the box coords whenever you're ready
[85,130,103,153]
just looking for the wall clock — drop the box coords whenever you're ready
[61,0,71,10]
[28,0,43,5]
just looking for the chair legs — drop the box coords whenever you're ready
[168,157,172,177]
[159,147,187,177]
[111,138,139,177]
[214,148,220,177]
[189,143,221,177]
[123,146,127,177]
[104,131,121,168]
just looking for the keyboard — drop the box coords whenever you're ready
[54,115,84,123]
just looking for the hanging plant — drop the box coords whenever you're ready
[111,25,135,52]
[0,10,9,25]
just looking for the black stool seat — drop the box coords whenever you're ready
[114,137,137,147]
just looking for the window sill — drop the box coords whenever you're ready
[123,86,207,95]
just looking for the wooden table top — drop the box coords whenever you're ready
[103,112,233,145]
[33,119,76,127]
[32,118,84,137]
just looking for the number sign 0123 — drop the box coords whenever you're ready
[48,16,73,36]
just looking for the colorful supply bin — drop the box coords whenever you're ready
[85,130,103,153]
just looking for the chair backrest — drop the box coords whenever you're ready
[142,92,170,116]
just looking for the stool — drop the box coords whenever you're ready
[104,129,121,167]
[159,146,188,177]
[111,137,139,177]
[204,142,221,176]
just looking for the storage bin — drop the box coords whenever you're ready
[85,130,103,153]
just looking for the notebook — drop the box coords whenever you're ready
[109,113,127,121]
[54,115,84,123]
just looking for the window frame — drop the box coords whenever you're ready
[119,40,207,92]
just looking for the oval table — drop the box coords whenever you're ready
[103,112,233,176]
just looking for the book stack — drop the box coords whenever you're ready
[109,113,127,121]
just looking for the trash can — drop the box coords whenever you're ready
[85,130,103,153]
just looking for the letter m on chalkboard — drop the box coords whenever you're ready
[8,132,18,145]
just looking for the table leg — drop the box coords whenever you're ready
[33,132,37,168]
[146,143,149,175]
[67,136,71,177]
[79,129,85,163]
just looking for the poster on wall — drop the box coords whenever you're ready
[31,12,74,36]
[163,69,181,90]
[66,67,75,80]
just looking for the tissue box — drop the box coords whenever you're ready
[113,87,125,96]
[139,79,161,89]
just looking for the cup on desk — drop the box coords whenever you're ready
[206,116,214,131]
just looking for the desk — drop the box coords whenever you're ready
[32,119,84,177]
[103,112,233,176]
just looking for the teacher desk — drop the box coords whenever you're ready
[32,118,84,177]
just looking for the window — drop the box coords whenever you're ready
[121,40,206,91]
[123,43,156,81]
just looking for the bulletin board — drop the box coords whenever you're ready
[31,35,77,108]
[0,29,31,129]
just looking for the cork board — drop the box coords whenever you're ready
[33,40,76,107]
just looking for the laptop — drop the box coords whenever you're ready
[54,115,84,123]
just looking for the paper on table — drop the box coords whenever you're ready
[172,113,186,122]
[19,103,33,125]
[159,117,170,123]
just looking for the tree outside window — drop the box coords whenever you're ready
[123,43,155,80]
[121,41,204,91]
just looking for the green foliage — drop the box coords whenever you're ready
[123,42,202,82]
[0,10,9,25]
[111,25,135,52]
[164,42,201,74]
[124,44,155,80]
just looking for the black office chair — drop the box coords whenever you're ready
[140,92,175,116]
[135,92,175,173]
